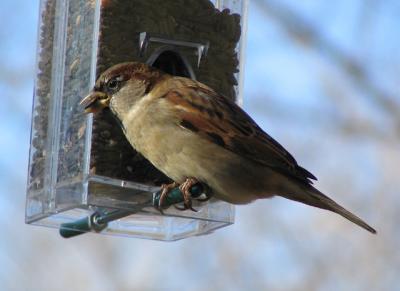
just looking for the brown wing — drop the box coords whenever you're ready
[164,77,316,184]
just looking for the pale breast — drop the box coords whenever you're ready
[121,96,280,204]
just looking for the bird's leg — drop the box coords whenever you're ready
[176,177,199,212]
[158,181,179,213]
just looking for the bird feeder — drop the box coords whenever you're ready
[26,0,248,240]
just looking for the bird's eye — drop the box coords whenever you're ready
[107,78,119,90]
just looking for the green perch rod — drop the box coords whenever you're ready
[59,183,205,238]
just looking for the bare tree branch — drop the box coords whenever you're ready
[253,0,400,133]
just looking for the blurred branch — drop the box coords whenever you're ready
[253,0,400,134]
[249,93,392,143]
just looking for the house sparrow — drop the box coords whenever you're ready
[81,62,376,234]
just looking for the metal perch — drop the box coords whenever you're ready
[59,183,206,238]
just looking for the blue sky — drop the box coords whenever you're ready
[1,0,399,290]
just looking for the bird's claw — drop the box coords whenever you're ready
[177,177,199,212]
[158,181,179,213]
[157,178,210,213]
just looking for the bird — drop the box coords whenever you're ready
[80,61,376,234]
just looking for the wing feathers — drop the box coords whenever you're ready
[163,77,316,184]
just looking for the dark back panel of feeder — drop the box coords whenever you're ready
[91,0,241,185]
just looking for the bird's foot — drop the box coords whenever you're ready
[158,181,179,213]
[174,177,199,212]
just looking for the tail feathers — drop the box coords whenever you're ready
[281,187,377,234]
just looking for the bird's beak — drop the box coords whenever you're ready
[80,91,110,114]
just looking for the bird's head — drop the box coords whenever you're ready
[80,62,164,117]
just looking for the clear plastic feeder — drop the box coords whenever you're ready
[26,0,248,240]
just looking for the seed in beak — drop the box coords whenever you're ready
[80,91,109,113]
